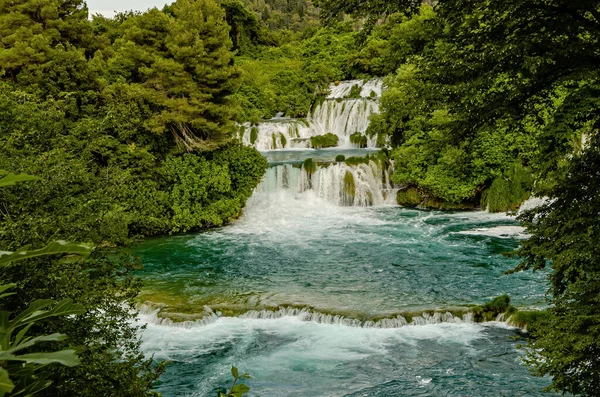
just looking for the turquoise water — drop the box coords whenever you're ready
[135,182,554,396]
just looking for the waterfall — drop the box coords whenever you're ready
[327,79,384,99]
[239,78,396,208]
[240,79,383,150]
[139,303,474,330]
[310,99,379,147]
[240,119,313,151]
[254,160,396,207]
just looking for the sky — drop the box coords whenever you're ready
[86,0,168,17]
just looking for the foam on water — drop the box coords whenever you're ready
[139,314,551,397]
[251,161,396,209]
[327,79,384,99]
[456,225,528,239]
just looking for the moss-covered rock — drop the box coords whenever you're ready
[396,188,422,207]
[343,171,355,205]
[310,133,339,148]
[507,310,548,333]
[335,154,345,162]
[471,294,513,322]
[250,126,259,144]
[303,158,317,174]
[482,161,534,212]
[350,132,368,148]
[396,187,481,210]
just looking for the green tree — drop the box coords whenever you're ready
[513,136,600,395]
[0,0,96,97]
[105,0,240,150]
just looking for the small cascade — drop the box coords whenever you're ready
[137,304,220,328]
[240,79,383,150]
[327,79,384,99]
[255,160,397,207]
[140,305,474,330]
[240,119,312,151]
[240,307,469,328]
[310,99,379,147]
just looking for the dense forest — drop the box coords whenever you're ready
[1,0,599,395]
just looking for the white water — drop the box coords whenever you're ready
[254,161,396,207]
[138,304,473,329]
[241,79,382,150]
[327,79,384,99]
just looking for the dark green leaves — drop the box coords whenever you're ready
[0,284,86,395]
[0,241,93,266]
[219,367,251,397]
[0,172,40,187]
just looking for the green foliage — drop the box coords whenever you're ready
[347,84,361,98]
[343,171,355,205]
[0,176,90,397]
[104,0,240,150]
[230,23,357,122]
[482,162,533,213]
[217,366,251,397]
[0,0,268,394]
[335,154,345,162]
[314,0,421,33]
[250,127,259,144]
[302,158,317,175]
[512,139,600,395]
[165,143,267,232]
[310,133,338,148]
[0,241,93,266]
[349,7,437,76]
[471,294,513,322]
[349,132,367,148]
[0,286,85,396]
[0,172,40,188]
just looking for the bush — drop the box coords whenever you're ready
[483,161,534,212]
[350,132,368,148]
[310,133,339,148]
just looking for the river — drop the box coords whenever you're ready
[134,80,555,396]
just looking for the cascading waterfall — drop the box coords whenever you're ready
[138,303,474,330]
[253,160,397,207]
[310,99,379,147]
[326,79,384,99]
[240,79,383,150]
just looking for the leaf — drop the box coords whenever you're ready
[0,284,16,296]
[0,241,94,266]
[0,349,80,367]
[19,376,52,397]
[7,333,68,354]
[0,173,40,188]
[10,300,56,326]
[13,323,33,347]
[230,383,250,397]
[231,366,238,379]
[0,368,15,394]
[11,299,85,328]
[240,373,251,379]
